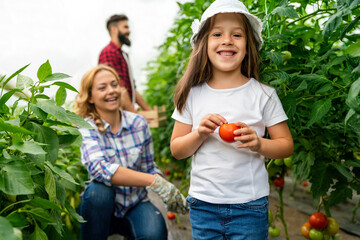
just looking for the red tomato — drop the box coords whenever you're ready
[164,169,171,175]
[167,212,175,220]
[219,123,241,143]
[273,177,285,187]
[301,222,311,239]
[302,181,308,187]
[309,212,328,230]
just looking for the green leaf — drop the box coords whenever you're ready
[29,221,48,240]
[55,87,66,106]
[344,160,360,168]
[6,212,29,228]
[267,51,284,66]
[30,103,48,121]
[294,80,307,92]
[65,110,93,128]
[30,198,64,212]
[271,1,299,18]
[16,74,33,90]
[55,181,66,205]
[51,81,78,93]
[292,151,315,181]
[340,16,360,39]
[25,122,59,163]
[0,119,36,135]
[347,39,360,57]
[323,12,342,41]
[37,60,52,82]
[34,94,50,100]
[331,162,353,179]
[0,217,18,240]
[310,162,333,200]
[45,162,78,185]
[0,90,23,113]
[345,77,360,113]
[44,166,56,203]
[43,73,70,82]
[345,109,355,126]
[65,200,86,223]
[0,161,34,195]
[306,99,332,127]
[36,100,68,122]
[2,64,30,88]
[9,141,47,155]
[328,182,352,207]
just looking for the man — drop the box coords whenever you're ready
[99,14,151,112]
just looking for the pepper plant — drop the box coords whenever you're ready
[144,0,360,231]
[0,60,91,239]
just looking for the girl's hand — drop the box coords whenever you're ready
[234,122,261,152]
[197,113,227,140]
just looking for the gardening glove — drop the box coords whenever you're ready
[147,174,188,214]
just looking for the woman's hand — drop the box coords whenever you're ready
[234,122,261,152]
[197,113,227,141]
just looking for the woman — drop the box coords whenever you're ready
[74,64,187,240]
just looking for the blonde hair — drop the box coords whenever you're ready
[174,13,260,113]
[74,64,121,133]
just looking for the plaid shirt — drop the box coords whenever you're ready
[78,111,162,217]
[98,41,134,100]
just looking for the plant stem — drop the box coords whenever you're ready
[0,199,31,215]
[278,187,290,240]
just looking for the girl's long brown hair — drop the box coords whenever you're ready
[174,13,260,113]
[74,64,120,133]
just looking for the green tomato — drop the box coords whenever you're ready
[309,228,323,240]
[326,217,339,235]
[284,157,292,167]
[281,51,292,61]
[268,209,274,225]
[323,233,330,240]
[274,158,284,166]
[268,227,281,237]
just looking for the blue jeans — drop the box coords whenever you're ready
[80,181,167,240]
[187,195,268,240]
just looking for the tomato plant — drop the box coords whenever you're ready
[274,158,284,166]
[309,212,328,230]
[302,181,308,187]
[219,123,241,143]
[274,177,285,188]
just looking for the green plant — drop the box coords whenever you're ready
[0,60,91,239]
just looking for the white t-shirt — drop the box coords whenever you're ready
[172,78,288,204]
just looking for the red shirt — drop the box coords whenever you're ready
[98,41,134,99]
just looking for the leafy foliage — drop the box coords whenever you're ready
[144,0,360,212]
[0,60,89,239]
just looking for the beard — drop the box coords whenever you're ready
[118,32,131,46]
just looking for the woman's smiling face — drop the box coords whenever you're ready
[207,13,247,74]
[89,69,122,115]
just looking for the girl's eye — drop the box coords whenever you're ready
[97,86,106,91]
[234,34,242,38]
[213,33,221,37]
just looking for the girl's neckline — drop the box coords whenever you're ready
[205,78,254,91]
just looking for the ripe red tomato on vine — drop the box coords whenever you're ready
[273,177,285,187]
[219,123,241,143]
[167,212,175,220]
[309,212,328,230]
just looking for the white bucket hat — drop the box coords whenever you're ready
[190,0,263,49]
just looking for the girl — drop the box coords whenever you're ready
[170,0,293,239]
[75,64,187,240]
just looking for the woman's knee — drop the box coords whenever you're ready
[82,181,115,208]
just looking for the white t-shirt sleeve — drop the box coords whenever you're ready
[262,89,288,127]
[172,92,193,125]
